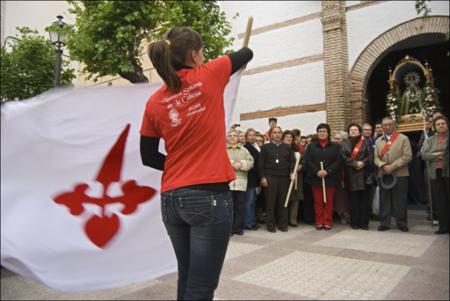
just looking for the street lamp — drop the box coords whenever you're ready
[48,15,68,87]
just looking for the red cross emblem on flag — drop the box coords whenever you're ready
[53,124,156,248]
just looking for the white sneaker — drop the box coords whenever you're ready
[432,220,439,226]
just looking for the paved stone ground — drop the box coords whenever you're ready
[2,208,448,300]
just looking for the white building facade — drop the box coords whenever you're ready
[220,1,449,134]
[2,1,448,134]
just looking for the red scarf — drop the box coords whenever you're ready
[351,138,364,160]
[319,139,328,148]
[379,131,399,157]
[294,142,305,155]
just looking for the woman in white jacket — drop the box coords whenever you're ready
[227,129,254,235]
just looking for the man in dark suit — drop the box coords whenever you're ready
[259,126,295,232]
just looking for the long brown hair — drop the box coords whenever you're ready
[148,27,203,92]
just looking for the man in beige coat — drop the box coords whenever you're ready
[374,117,412,232]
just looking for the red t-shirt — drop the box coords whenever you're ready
[140,55,235,192]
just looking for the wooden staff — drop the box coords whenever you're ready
[242,16,253,47]
[284,152,301,208]
[320,161,327,203]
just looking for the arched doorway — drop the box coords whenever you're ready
[366,38,448,207]
[350,16,449,206]
[350,16,449,124]
[367,37,449,124]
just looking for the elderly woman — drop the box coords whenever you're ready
[332,131,350,225]
[283,130,303,227]
[227,129,254,235]
[304,123,342,230]
[422,115,449,234]
[341,123,373,230]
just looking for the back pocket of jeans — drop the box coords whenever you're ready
[177,197,215,226]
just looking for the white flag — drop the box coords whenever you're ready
[1,71,242,292]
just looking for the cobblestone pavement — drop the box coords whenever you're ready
[2,208,448,300]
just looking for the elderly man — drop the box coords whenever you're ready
[259,126,295,232]
[374,117,412,232]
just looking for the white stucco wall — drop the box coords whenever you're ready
[237,111,327,136]
[2,1,72,40]
[236,19,323,69]
[347,0,450,69]
[1,2,6,44]
[220,1,322,40]
[235,61,325,114]
[221,0,326,130]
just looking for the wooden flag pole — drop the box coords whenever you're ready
[320,161,327,203]
[242,16,253,47]
[284,152,301,208]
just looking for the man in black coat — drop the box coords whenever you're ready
[259,126,295,232]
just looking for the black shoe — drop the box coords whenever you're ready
[351,225,359,230]
[267,226,276,233]
[278,226,288,232]
[316,225,323,230]
[377,225,390,231]
[435,229,448,234]
[289,223,298,227]
[360,225,369,230]
[323,225,331,231]
[398,226,409,232]
[245,224,259,230]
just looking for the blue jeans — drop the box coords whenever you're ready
[244,186,256,227]
[161,188,233,300]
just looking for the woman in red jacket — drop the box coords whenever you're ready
[140,26,253,300]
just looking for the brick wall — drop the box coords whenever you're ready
[321,1,350,133]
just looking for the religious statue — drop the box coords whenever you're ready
[400,71,424,115]
[386,55,441,132]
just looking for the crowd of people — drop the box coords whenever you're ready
[140,25,448,300]
[227,113,449,236]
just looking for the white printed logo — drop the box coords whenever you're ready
[169,107,181,127]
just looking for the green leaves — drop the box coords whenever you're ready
[1,27,75,102]
[66,0,235,83]
[415,0,432,17]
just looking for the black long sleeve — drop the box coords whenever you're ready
[228,47,253,74]
[140,136,166,171]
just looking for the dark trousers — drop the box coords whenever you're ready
[300,182,315,224]
[161,188,233,300]
[255,187,266,223]
[424,163,438,219]
[244,186,257,227]
[367,182,377,215]
[231,190,246,233]
[264,175,289,229]
[349,189,370,227]
[431,169,449,232]
[379,177,408,228]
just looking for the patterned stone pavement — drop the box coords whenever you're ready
[2,208,448,300]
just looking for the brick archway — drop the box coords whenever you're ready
[349,16,449,124]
